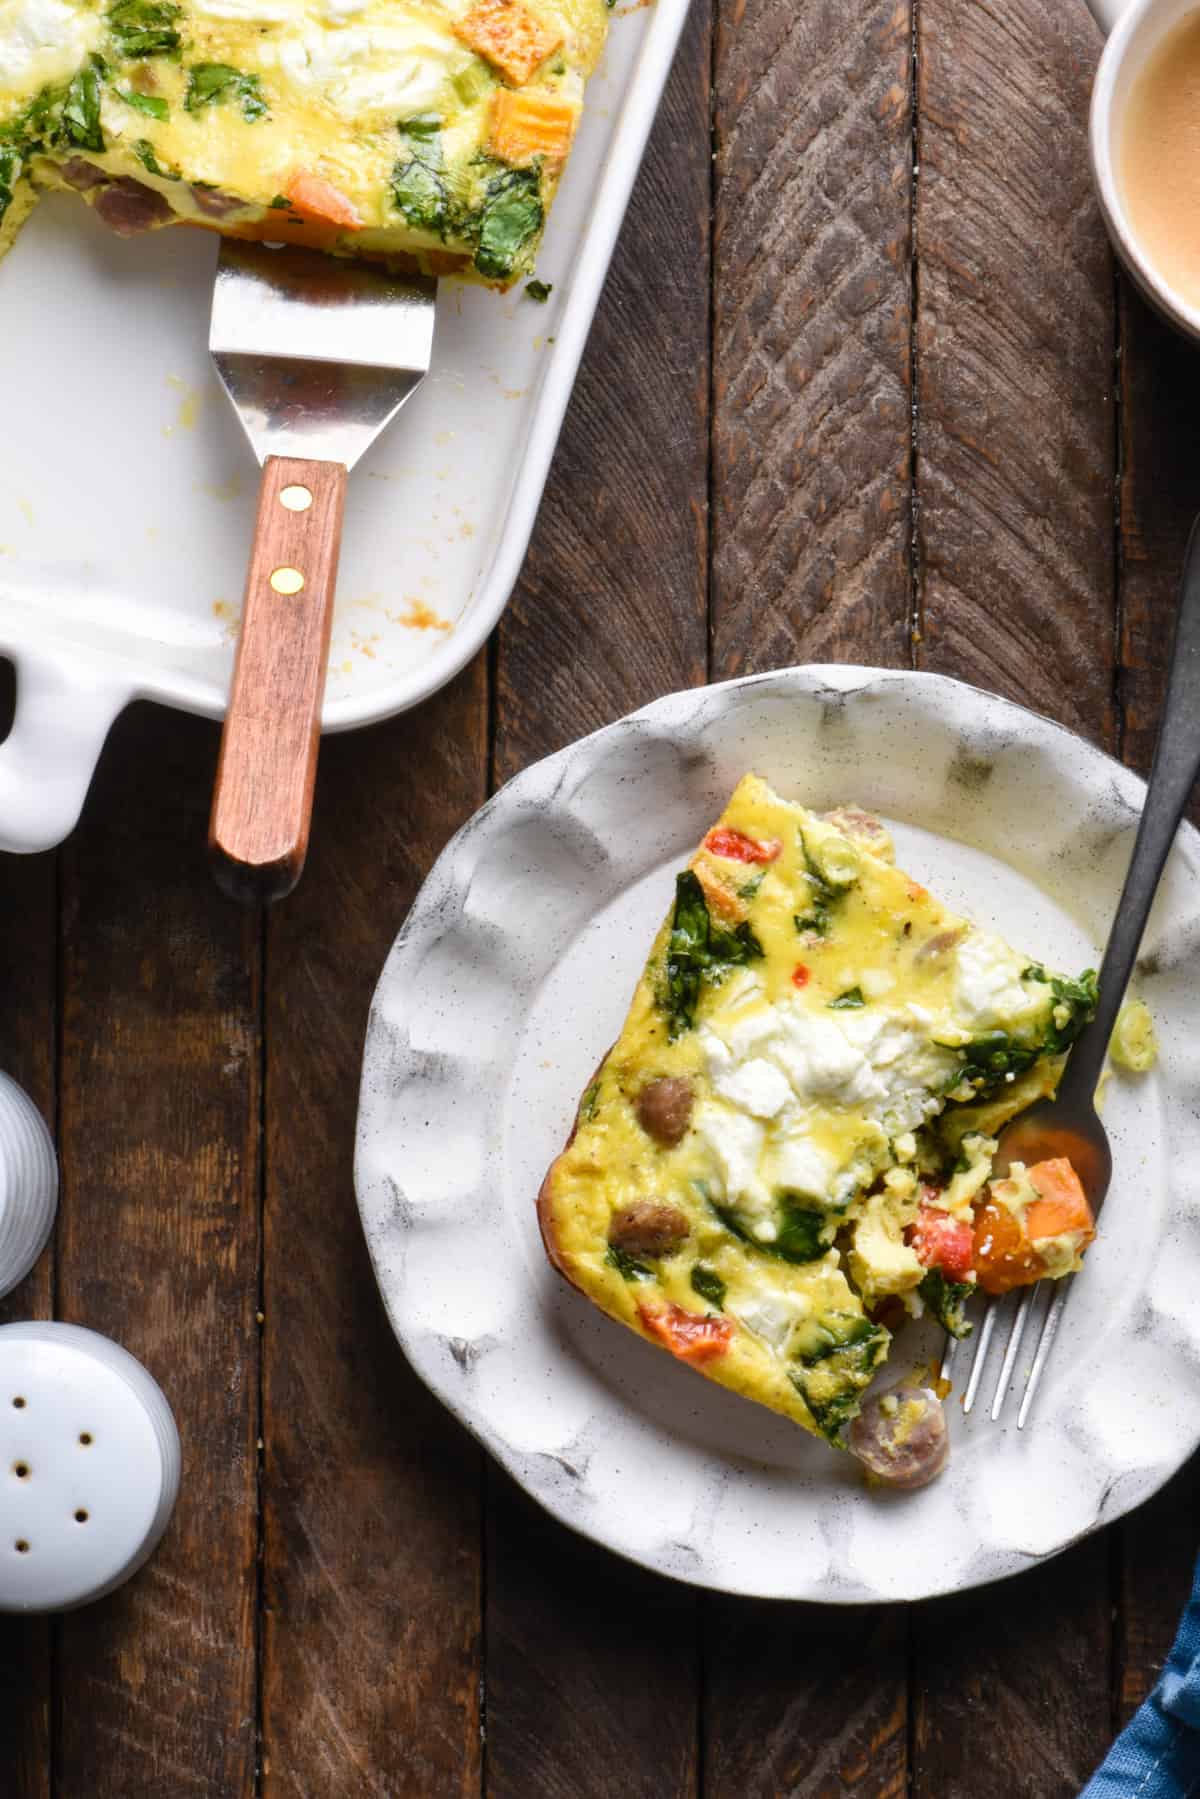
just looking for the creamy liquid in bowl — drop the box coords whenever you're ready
[1120,13,1200,311]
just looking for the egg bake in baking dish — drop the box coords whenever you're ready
[0,0,608,284]
[539,776,1103,1482]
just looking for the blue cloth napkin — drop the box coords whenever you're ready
[1082,1553,1200,1797]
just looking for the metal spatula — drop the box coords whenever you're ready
[207,239,436,902]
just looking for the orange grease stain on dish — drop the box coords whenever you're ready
[394,599,452,632]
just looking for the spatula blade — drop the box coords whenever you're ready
[210,240,437,469]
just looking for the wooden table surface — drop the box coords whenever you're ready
[3,0,1199,1790]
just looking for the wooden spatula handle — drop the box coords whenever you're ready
[209,455,347,904]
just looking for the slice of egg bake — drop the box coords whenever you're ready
[0,0,608,284]
[538,777,1099,1468]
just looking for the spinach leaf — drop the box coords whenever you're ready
[391,157,447,232]
[133,138,179,178]
[62,61,105,152]
[661,870,764,1038]
[118,89,168,120]
[798,1311,884,1364]
[108,0,182,58]
[949,1029,1041,1099]
[398,113,442,148]
[690,1265,726,1308]
[185,63,267,121]
[918,1269,974,1339]
[713,1193,835,1266]
[1029,965,1099,1055]
[789,1313,889,1443]
[606,1244,652,1282]
[829,986,865,1010]
[524,278,552,302]
[775,1198,836,1263]
[475,167,543,281]
[0,146,21,225]
[794,831,856,937]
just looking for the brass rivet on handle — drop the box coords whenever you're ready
[270,566,305,595]
[279,484,313,512]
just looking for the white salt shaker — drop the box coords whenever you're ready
[0,1323,181,1611]
[0,1072,57,1300]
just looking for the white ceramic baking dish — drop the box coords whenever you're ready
[0,0,691,853]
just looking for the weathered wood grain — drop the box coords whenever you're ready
[912,1,1115,1792]
[703,1604,907,1799]
[915,0,1115,741]
[1117,1457,1200,1725]
[485,10,710,1795]
[1116,283,1200,783]
[709,0,914,676]
[912,1545,1112,1798]
[486,1471,700,1799]
[491,0,709,776]
[54,703,261,1798]
[260,665,487,1798]
[705,0,913,1790]
[1113,280,1200,1727]
[0,675,57,1799]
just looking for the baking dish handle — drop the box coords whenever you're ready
[0,653,130,855]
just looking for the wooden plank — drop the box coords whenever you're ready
[485,10,711,1795]
[491,0,709,772]
[912,0,1115,1792]
[1113,280,1200,1726]
[486,1470,700,1799]
[0,658,57,1799]
[704,0,914,1791]
[703,1605,906,1799]
[1117,1456,1200,1724]
[915,0,1115,740]
[260,664,487,1799]
[913,1544,1111,1796]
[1116,283,1200,784]
[54,703,261,1798]
[709,0,914,677]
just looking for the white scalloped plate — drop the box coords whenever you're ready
[355,665,1200,1602]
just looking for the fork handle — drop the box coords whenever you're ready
[1061,512,1200,1102]
[209,455,347,905]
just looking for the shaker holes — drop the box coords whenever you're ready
[79,1432,92,1446]
[74,1510,88,1524]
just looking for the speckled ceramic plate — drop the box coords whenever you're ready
[354,665,1200,1602]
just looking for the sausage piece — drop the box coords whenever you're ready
[848,1384,949,1489]
[635,1076,694,1147]
[60,158,108,191]
[822,806,894,861]
[92,178,173,236]
[915,926,967,963]
[608,1201,690,1259]
[190,185,245,218]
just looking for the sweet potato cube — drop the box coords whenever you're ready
[489,89,579,165]
[454,0,562,85]
[284,171,363,230]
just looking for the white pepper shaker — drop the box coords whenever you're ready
[0,1322,181,1611]
[0,1072,56,1300]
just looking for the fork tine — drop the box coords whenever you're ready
[1017,1280,1070,1429]
[990,1285,1037,1420]
[961,1298,998,1414]
[939,1330,960,1385]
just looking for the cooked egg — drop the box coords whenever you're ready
[0,0,607,282]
